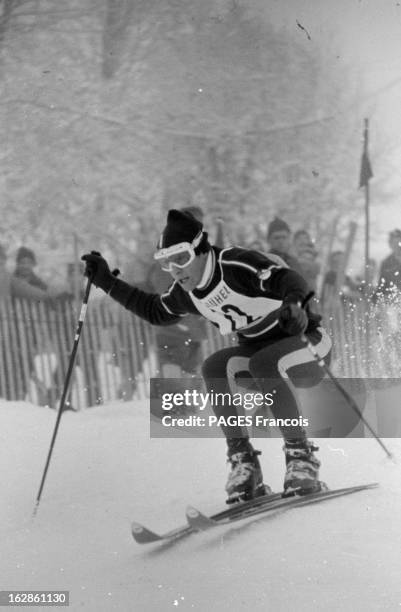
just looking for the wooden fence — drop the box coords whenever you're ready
[0,294,400,409]
[322,295,401,378]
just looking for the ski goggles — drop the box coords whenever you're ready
[154,232,203,272]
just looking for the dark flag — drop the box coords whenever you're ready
[359,119,373,187]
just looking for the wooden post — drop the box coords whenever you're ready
[72,233,80,304]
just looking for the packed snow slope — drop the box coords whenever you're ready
[1,399,401,612]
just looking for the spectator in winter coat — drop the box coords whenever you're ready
[320,251,357,304]
[266,217,303,275]
[292,230,321,293]
[13,247,48,291]
[0,244,50,303]
[3,245,71,402]
[292,229,311,255]
[0,244,53,400]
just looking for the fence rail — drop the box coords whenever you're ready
[0,295,400,409]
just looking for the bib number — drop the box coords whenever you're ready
[220,304,254,331]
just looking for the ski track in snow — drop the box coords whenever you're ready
[1,399,401,612]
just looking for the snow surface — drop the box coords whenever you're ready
[1,398,401,612]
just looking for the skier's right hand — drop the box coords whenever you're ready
[81,251,115,292]
[278,302,308,336]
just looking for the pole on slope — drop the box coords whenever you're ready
[32,278,93,518]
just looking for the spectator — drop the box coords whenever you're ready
[10,246,70,404]
[266,217,303,274]
[320,250,357,304]
[293,229,311,255]
[0,244,54,400]
[0,245,50,303]
[13,246,48,290]
[292,229,321,292]
[11,246,71,305]
[376,229,401,297]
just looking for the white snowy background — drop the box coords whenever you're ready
[1,398,401,612]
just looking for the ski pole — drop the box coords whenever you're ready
[33,277,93,518]
[300,293,394,461]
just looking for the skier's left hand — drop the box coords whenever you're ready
[278,302,308,335]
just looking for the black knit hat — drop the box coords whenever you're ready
[157,209,204,249]
[16,246,36,264]
[180,206,204,222]
[267,217,291,238]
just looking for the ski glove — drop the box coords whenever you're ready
[81,251,119,293]
[278,302,308,336]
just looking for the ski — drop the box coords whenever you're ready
[131,483,378,544]
[185,482,379,532]
[131,521,193,544]
[131,490,282,544]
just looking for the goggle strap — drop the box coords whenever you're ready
[154,231,203,260]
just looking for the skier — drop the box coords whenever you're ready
[82,209,332,503]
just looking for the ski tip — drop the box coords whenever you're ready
[131,521,162,544]
[185,505,201,519]
[185,505,217,531]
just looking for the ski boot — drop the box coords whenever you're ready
[225,444,271,504]
[283,438,327,497]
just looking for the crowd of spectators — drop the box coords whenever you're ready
[243,217,401,308]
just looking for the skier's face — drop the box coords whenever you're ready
[169,252,208,292]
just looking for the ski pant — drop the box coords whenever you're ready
[202,327,332,445]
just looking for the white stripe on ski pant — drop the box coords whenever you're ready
[277,327,332,379]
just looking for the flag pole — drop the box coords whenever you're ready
[362,119,371,287]
[359,118,373,377]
